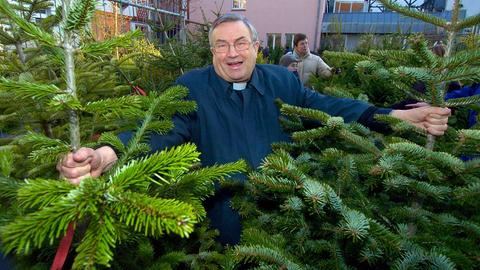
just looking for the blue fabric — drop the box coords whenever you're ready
[121,64,384,245]
[445,83,480,128]
[145,64,375,168]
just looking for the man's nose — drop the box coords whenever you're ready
[226,44,239,57]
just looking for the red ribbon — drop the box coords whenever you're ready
[50,222,75,270]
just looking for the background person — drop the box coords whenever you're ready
[278,53,300,76]
[292,33,333,87]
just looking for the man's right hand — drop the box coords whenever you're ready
[57,146,118,185]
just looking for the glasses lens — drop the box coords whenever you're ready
[235,41,250,51]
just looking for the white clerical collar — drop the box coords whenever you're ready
[232,82,247,91]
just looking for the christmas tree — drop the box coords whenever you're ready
[231,0,480,269]
[0,0,245,269]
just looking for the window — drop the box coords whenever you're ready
[285,33,295,49]
[266,33,281,49]
[233,0,246,10]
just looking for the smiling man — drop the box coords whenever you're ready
[58,14,451,246]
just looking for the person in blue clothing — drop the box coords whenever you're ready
[57,13,451,245]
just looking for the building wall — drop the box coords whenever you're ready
[92,10,133,40]
[188,0,327,51]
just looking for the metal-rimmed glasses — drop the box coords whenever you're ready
[211,40,253,53]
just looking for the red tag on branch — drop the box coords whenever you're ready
[50,222,75,270]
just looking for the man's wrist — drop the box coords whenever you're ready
[390,109,406,121]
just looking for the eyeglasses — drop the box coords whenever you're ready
[212,40,253,53]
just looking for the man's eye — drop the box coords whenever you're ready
[216,44,227,49]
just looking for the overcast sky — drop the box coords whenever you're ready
[446,0,478,17]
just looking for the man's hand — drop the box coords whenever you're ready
[391,107,451,136]
[57,146,118,185]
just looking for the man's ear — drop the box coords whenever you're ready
[253,41,260,52]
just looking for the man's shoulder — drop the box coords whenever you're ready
[177,66,212,86]
[306,53,321,61]
[256,64,290,75]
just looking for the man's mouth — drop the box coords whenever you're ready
[227,61,243,69]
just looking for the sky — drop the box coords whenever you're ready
[448,0,480,17]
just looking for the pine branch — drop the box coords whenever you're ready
[338,209,370,242]
[73,213,117,269]
[323,50,370,62]
[280,104,330,123]
[445,94,480,107]
[393,66,435,83]
[454,14,480,31]
[437,67,480,85]
[81,30,143,56]
[0,77,61,101]
[97,132,127,155]
[0,175,21,200]
[1,200,77,254]
[241,228,287,250]
[145,120,174,135]
[108,190,197,238]
[19,132,69,149]
[65,0,97,31]
[378,0,448,28]
[386,142,465,174]
[441,49,480,70]
[338,129,381,155]
[454,182,480,203]
[282,196,305,213]
[322,86,354,99]
[17,178,74,209]
[28,145,72,164]
[173,160,247,197]
[110,143,200,190]
[369,49,418,66]
[292,126,331,142]
[369,221,402,253]
[301,179,328,212]
[84,95,143,119]
[249,171,298,193]
[234,245,304,270]
[0,0,55,46]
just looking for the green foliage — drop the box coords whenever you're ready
[65,0,97,31]
[0,1,244,269]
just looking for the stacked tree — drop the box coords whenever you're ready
[232,0,480,269]
[0,0,244,269]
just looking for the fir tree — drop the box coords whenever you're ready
[231,0,480,269]
[0,0,245,269]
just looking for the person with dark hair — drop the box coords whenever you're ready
[57,14,451,246]
[292,33,333,87]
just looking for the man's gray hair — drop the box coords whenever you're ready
[208,13,258,46]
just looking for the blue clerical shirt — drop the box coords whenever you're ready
[121,64,391,245]
[144,64,384,168]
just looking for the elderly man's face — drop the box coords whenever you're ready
[211,21,259,83]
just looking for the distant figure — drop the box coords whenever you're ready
[284,45,292,54]
[278,53,300,77]
[432,41,445,57]
[292,33,333,87]
[262,46,270,59]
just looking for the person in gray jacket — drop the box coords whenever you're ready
[292,33,333,87]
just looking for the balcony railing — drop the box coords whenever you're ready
[322,10,467,35]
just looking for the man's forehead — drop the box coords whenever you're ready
[214,36,249,43]
[212,21,250,39]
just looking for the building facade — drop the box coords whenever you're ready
[187,0,327,51]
